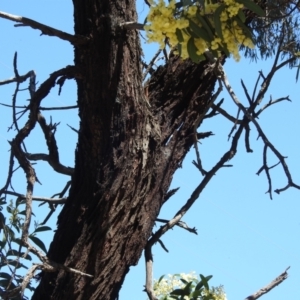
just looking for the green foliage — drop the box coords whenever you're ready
[0,198,52,297]
[145,0,300,69]
[153,272,227,300]
[242,0,300,68]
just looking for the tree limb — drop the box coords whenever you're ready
[245,267,290,300]
[0,10,88,45]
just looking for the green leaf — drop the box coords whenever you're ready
[170,288,185,296]
[158,274,165,283]
[0,272,12,280]
[0,197,7,205]
[233,15,255,43]
[296,64,300,82]
[29,235,47,253]
[182,281,193,294]
[191,289,202,297]
[180,278,188,284]
[182,0,193,6]
[189,19,211,42]
[219,44,230,57]
[214,4,226,39]
[0,279,14,289]
[34,226,52,233]
[0,239,7,249]
[176,1,183,9]
[0,212,5,228]
[12,238,24,247]
[176,29,184,43]
[7,260,28,269]
[237,9,246,23]
[237,0,265,17]
[4,225,15,240]
[6,249,20,256]
[177,43,182,56]
[199,274,212,290]
[6,249,32,261]
[196,13,215,41]
[187,38,204,63]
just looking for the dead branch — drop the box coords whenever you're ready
[3,191,67,204]
[35,111,74,175]
[245,267,290,300]
[210,103,242,124]
[254,95,291,117]
[156,218,198,234]
[219,58,300,197]
[0,10,88,45]
[163,187,180,204]
[143,49,163,80]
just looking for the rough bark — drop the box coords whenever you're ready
[32,1,219,299]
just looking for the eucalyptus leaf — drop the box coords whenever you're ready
[214,4,226,39]
[29,235,47,253]
[237,0,265,17]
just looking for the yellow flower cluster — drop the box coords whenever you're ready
[145,0,188,49]
[145,0,255,62]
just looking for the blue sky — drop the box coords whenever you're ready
[0,1,299,299]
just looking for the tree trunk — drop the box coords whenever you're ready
[32,1,219,299]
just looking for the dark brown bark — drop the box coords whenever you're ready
[32,1,218,299]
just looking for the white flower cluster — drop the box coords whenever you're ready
[152,272,227,300]
[153,273,196,297]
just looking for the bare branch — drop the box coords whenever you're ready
[156,218,198,234]
[0,10,88,45]
[163,187,180,204]
[254,95,291,118]
[220,61,300,197]
[25,152,74,176]
[143,49,163,80]
[211,103,242,124]
[3,191,67,204]
[144,244,158,300]
[245,267,290,300]
[0,103,78,111]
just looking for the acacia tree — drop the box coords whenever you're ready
[0,1,299,299]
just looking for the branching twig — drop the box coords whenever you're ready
[219,59,300,197]
[0,10,88,45]
[156,218,198,234]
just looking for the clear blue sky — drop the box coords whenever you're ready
[0,1,299,299]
